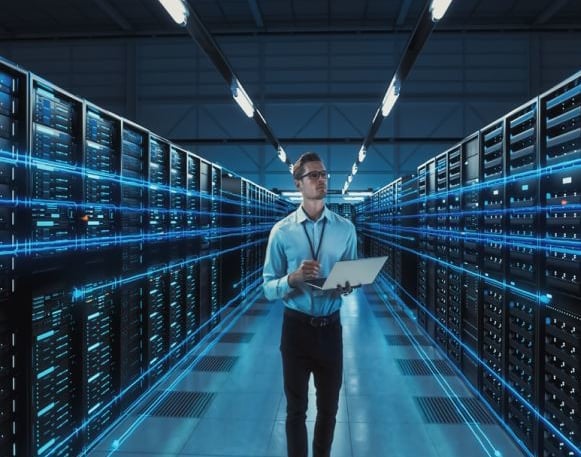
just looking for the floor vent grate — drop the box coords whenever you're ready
[415,396,495,424]
[397,359,456,376]
[219,332,254,343]
[194,355,238,372]
[136,391,215,418]
[385,334,432,346]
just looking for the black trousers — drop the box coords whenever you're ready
[280,308,343,457]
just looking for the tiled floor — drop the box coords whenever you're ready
[88,287,526,457]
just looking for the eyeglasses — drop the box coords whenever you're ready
[298,170,329,180]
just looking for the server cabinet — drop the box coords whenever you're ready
[446,146,462,368]
[460,133,481,390]
[539,71,581,457]
[117,121,147,409]
[434,151,449,354]
[417,161,430,332]
[220,173,244,309]
[505,99,540,454]
[397,175,418,314]
[0,58,27,457]
[480,118,508,417]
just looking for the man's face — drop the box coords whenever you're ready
[295,161,328,200]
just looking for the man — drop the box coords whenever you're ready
[263,152,357,457]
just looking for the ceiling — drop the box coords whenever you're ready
[0,0,579,40]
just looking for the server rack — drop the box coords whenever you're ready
[460,133,481,390]
[220,173,244,310]
[144,135,170,385]
[434,151,449,354]
[417,161,430,332]
[480,118,508,417]
[539,72,580,457]
[446,146,462,368]
[117,120,146,409]
[0,58,27,457]
[397,175,418,314]
[505,98,540,454]
[28,76,85,457]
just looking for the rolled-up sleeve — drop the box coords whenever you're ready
[262,225,292,301]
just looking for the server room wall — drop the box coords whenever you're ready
[1,31,579,190]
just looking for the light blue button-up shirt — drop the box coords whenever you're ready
[262,205,357,316]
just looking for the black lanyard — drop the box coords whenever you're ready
[302,218,327,261]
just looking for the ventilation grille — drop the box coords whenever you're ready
[136,391,215,418]
[245,309,270,316]
[385,334,432,346]
[194,356,238,372]
[397,359,456,376]
[415,397,494,424]
[220,332,254,343]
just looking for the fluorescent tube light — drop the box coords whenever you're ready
[158,0,189,26]
[358,146,367,163]
[277,146,287,163]
[351,163,358,176]
[347,191,373,197]
[347,175,353,183]
[381,78,400,117]
[231,80,255,118]
[430,0,453,21]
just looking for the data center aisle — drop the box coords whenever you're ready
[89,287,525,457]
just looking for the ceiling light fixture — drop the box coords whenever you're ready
[343,0,454,194]
[430,0,453,21]
[157,0,189,26]
[277,146,287,163]
[381,78,400,118]
[231,79,255,118]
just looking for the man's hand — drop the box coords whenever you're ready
[336,281,353,296]
[288,260,320,287]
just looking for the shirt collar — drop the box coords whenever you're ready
[297,204,330,224]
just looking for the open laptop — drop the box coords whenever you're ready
[304,256,388,290]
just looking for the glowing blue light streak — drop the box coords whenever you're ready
[59,278,265,457]
[375,273,580,457]
[73,239,264,300]
[373,278,503,457]
[361,228,549,303]
[358,156,581,213]
[0,149,288,217]
[360,223,580,255]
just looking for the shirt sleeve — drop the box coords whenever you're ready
[262,225,292,301]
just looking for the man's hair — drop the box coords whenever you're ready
[292,152,323,179]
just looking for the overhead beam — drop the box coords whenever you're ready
[171,136,460,146]
[533,0,569,24]
[183,4,290,167]
[396,0,413,26]
[92,0,134,31]
[247,0,264,28]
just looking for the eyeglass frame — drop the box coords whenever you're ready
[296,170,330,180]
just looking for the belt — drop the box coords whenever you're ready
[284,307,340,328]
